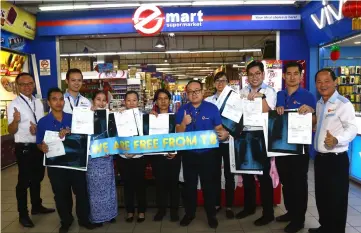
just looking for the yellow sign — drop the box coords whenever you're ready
[1,1,36,40]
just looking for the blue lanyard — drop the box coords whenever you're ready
[19,95,37,124]
[67,96,80,111]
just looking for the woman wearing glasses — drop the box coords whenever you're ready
[205,72,235,219]
[149,89,181,222]
[87,91,117,226]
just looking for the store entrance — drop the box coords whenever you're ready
[58,31,276,111]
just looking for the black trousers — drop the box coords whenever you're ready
[242,157,274,217]
[182,150,218,218]
[15,143,45,217]
[151,154,181,212]
[314,152,349,233]
[276,154,309,224]
[120,157,147,213]
[215,143,235,208]
[47,167,90,227]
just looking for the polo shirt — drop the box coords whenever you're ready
[276,87,316,110]
[36,112,72,145]
[176,101,222,132]
[176,101,222,153]
[314,90,358,153]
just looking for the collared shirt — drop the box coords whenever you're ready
[314,90,358,153]
[36,111,72,144]
[7,94,44,143]
[276,87,316,110]
[63,91,91,114]
[205,93,229,144]
[239,83,277,131]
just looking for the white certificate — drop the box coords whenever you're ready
[114,109,139,137]
[221,92,243,123]
[243,98,263,126]
[43,130,65,158]
[215,85,233,110]
[149,114,169,135]
[71,107,94,135]
[288,113,312,145]
[45,141,66,158]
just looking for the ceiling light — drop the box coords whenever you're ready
[39,3,140,11]
[148,2,192,6]
[155,37,165,49]
[243,0,295,4]
[192,1,244,6]
[354,41,361,45]
[166,50,190,54]
[239,49,262,52]
[117,52,141,55]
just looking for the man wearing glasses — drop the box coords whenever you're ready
[176,80,229,229]
[205,72,235,219]
[235,61,277,226]
[7,73,55,228]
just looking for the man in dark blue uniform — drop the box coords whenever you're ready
[36,88,96,233]
[176,80,229,229]
[275,62,316,233]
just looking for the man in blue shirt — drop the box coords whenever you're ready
[176,80,229,229]
[36,88,97,233]
[275,62,316,233]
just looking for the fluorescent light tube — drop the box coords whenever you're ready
[192,1,244,6]
[166,51,190,54]
[39,3,140,11]
[148,2,192,6]
[243,1,295,4]
[239,49,262,52]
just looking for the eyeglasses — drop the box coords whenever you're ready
[215,79,228,84]
[17,82,34,87]
[187,89,202,96]
[248,72,263,79]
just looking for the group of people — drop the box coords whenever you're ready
[7,60,358,233]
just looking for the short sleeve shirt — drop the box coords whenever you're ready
[36,112,72,144]
[276,87,316,110]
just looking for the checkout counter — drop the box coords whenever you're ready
[349,113,361,184]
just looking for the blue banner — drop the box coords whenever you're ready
[90,130,219,158]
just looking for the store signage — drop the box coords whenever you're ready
[311,0,346,29]
[1,1,36,40]
[0,30,27,52]
[133,5,203,36]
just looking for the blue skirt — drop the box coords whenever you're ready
[87,156,118,223]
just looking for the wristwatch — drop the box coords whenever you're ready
[261,94,266,99]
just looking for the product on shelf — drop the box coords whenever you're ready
[336,66,361,112]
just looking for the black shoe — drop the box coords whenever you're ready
[137,217,145,223]
[19,216,34,228]
[284,222,304,233]
[276,212,292,222]
[226,209,235,219]
[207,217,218,229]
[109,218,116,223]
[31,205,56,215]
[126,216,134,223]
[170,210,179,222]
[78,221,97,230]
[235,210,255,219]
[254,215,274,226]
[59,225,70,233]
[153,211,165,222]
[180,215,194,227]
[94,223,103,227]
[215,206,222,213]
[308,227,323,233]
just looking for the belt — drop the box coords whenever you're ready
[15,143,37,147]
[318,151,347,156]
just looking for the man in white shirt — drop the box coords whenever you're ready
[309,69,358,233]
[205,72,235,219]
[63,68,91,114]
[235,61,277,226]
[7,73,55,228]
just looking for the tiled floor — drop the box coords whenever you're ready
[2,161,361,233]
